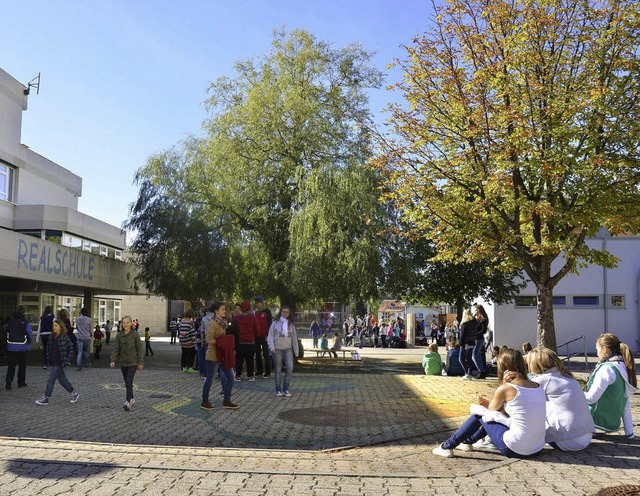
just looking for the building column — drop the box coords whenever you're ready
[83,289,93,317]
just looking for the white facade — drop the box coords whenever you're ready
[0,66,168,333]
[489,234,640,354]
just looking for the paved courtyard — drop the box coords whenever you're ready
[0,339,638,495]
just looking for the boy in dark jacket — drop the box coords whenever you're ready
[5,305,33,390]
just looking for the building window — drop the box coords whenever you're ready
[514,296,537,307]
[115,250,124,261]
[114,301,121,323]
[610,295,626,308]
[0,162,15,202]
[572,296,600,307]
[552,296,566,307]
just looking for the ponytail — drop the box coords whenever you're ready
[597,333,637,388]
[619,343,637,388]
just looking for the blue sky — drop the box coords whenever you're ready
[2,1,434,231]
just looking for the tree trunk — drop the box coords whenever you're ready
[455,297,464,323]
[536,283,557,351]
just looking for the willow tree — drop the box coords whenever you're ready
[373,0,640,349]
[128,28,386,307]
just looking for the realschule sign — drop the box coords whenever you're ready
[17,238,95,281]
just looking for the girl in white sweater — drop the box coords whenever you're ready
[528,347,594,451]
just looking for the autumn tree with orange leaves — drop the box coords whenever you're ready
[373,0,640,350]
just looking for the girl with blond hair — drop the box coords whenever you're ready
[584,333,637,439]
[528,347,594,451]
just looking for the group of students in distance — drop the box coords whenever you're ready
[431,332,637,459]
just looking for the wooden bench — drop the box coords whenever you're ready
[306,348,363,368]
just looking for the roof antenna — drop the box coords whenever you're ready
[24,73,41,95]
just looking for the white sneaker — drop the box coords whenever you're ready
[123,401,130,411]
[457,442,474,451]
[284,390,292,397]
[472,436,498,451]
[275,391,283,397]
[129,398,136,407]
[460,374,470,381]
[432,443,454,458]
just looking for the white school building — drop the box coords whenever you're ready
[483,232,640,355]
[0,66,169,332]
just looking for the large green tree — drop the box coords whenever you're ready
[372,0,640,349]
[383,227,525,320]
[127,29,386,307]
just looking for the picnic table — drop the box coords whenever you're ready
[307,348,363,367]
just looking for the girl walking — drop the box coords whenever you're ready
[110,316,144,411]
[35,319,80,405]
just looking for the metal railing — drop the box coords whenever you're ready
[556,335,590,371]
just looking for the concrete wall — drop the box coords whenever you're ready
[0,68,26,156]
[16,147,81,209]
[116,294,169,335]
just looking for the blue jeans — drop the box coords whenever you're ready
[121,365,137,402]
[45,366,74,397]
[196,344,207,375]
[202,360,219,404]
[220,367,234,403]
[472,338,486,374]
[273,348,293,393]
[458,345,472,375]
[442,414,533,458]
[77,338,91,368]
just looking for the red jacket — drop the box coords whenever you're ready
[253,309,271,338]
[235,313,259,343]
[216,334,235,369]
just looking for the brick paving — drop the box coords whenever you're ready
[0,339,638,495]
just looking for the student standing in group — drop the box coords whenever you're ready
[110,316,144,411]
[234,301,259,381]
[194,309,206,376]
[144,327,154,357]
[179,309,197,373]
[104,319,113,344]
[168,317,179,345]
[36,306,54,369]
[93,325,104,359]
[35,319,80,405]
[75,307,92,371]
[253,296,273,378]
[309,320,321,349]
[4,305,33,390]
[473,304,489,379]
[267,305,299,397]
[217,327,238,409]
[201,301,228,410]
[584,333,637,439]
[458,309,478,380]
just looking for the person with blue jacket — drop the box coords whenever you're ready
[5,305,33,390]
